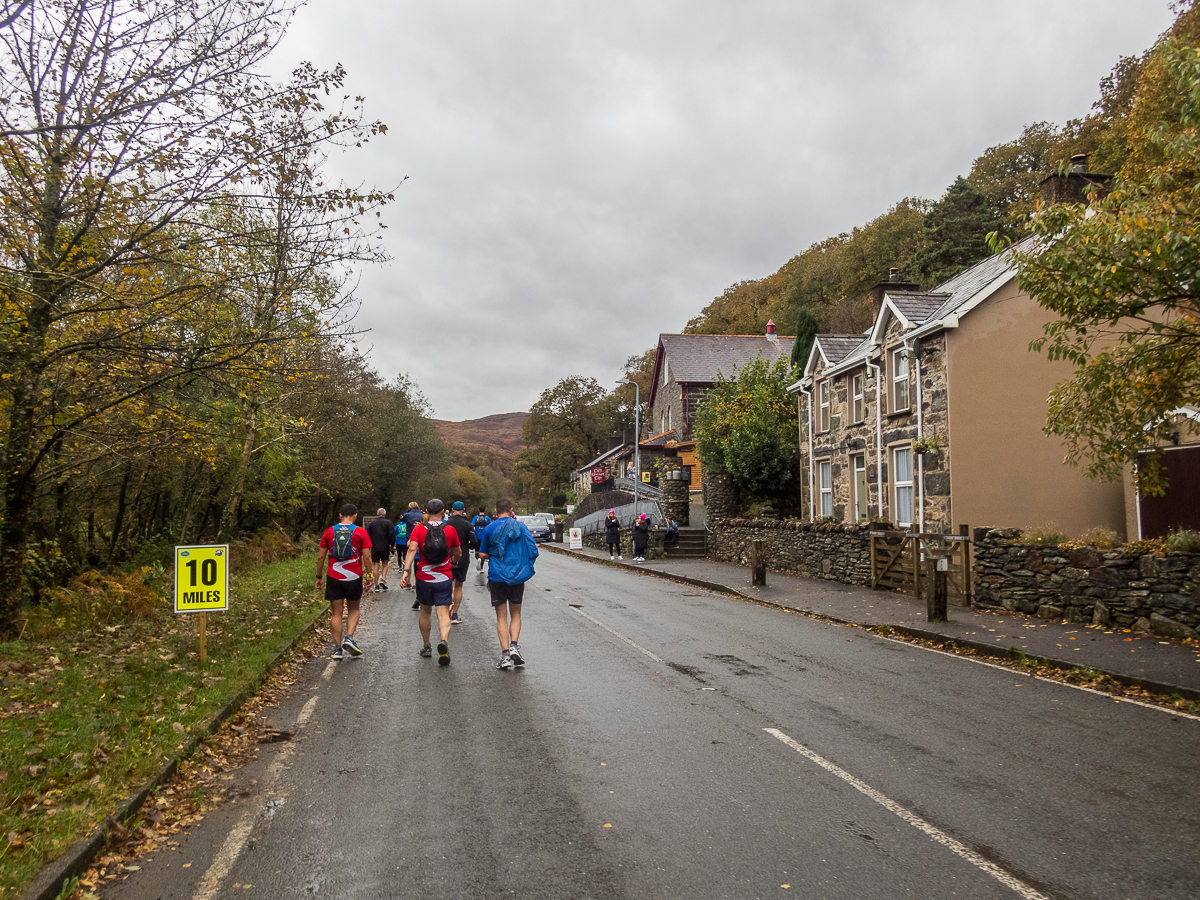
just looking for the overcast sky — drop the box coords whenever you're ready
[269,1,1175,422]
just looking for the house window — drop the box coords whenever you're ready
[893,446,913,528]
[819,459,832,517]
[819,380,831,432]
[662,361,669,386]
[852,454,867,521]
[892,349,909,412]
[852,373,864,423]
[666,406,672,432]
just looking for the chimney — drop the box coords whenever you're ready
[870,268,920,311]
[765,319,778,342]
[609,431,622,451]
[1039,152,1111,205]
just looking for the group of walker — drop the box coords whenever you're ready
[603,509,678,561]
[314,498,538,670]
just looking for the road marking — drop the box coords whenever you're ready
[877,636,1200,722]
[193,695,319,900]
[567,605,664,664]
[764,727,1049,900]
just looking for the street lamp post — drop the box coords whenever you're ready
[617,379,639,522]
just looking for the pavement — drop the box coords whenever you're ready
[546,541,1200,702]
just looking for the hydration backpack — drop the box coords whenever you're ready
[474,516,489,530]
[330,523,357,560]
[395,521,407,542]
[421,521,449,566]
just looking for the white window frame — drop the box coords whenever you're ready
[666,406,672,432]
[819,459,833,517]
[661,360,669,386]
[819,380,831,432]
[893,446,914,528]
[892,349,909,412]
[851,372,864,423]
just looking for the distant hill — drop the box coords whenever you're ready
[434,412,529,456]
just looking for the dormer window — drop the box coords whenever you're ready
[819,380,831,432]
[892,349,909,412]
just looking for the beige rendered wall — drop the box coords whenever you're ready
[946,278,1127,539]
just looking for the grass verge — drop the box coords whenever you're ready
[0,552,324,898]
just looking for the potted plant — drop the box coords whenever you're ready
[912,434,941,457]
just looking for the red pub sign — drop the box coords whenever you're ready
[591,466,607,484]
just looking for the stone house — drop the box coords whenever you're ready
[789,245,1127,538]
[647,323,796,492]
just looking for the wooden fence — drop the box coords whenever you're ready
[870,525,973,605]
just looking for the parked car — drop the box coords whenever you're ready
[533,512,555,527]
[516,515,553,543]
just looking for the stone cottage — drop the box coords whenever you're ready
[790,245,1127,538]
[647,322,796,492]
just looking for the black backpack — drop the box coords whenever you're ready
[422,521,449,566]
[330,524,357,560]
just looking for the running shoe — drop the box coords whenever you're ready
[496,653,515,670]
[509,643,525,667]
[450,612,462,624]
[412,599,420,610]
[342,635,363,657]
[437,639,450,666]
[617,555,623,560]
[419,644,432,658]
[330,646,344,660]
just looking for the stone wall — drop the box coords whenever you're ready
[972,528,1200,639]
[659,457,690,525]
[703,472,739,519]
[708,517,873,584]
[704,519,1200,639]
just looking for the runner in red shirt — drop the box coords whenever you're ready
[399,499,461,665]
[315,503,374,660]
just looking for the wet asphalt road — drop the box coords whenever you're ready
[106,552,1200,900]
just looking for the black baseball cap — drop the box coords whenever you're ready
[426,498,445,513]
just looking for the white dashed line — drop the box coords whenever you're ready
[567,605,664,664]
[193,695,319,900]
[765,727,1049,900]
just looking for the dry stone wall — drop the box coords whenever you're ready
[708,518,873,585]
[972,529,1200,639]
[705,519,1200,639]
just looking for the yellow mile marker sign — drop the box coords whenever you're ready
[174,545,230,664]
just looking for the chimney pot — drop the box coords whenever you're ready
[765,319,778,342]
[888,267,901,282]
[1070,153,1088,174]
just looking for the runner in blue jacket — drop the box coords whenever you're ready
[478,499,538,670]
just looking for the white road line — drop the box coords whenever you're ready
[193,695,319,900]
[874,635,1200,722]
[764,727,1049,900]
[567,605,664,664]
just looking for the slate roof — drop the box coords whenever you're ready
[887,292,950,324]
[792,237,1039,389]
[573,443,627,474]
[658,334,796,385]
[815,334,868,366]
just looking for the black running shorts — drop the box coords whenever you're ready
[488,580,525,608]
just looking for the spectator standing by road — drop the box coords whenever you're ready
[473,507,491,570]
[400,499,461,665]
[605,510,622,560]
[633,513,651,562]
[445,501,477,624]
[315,503,374,659]
[365,508,395,593]
[478,499,538,670]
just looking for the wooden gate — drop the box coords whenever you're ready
[870,526,973,604]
